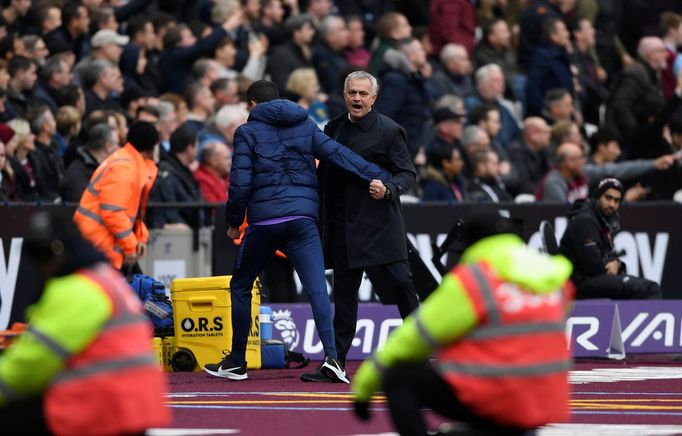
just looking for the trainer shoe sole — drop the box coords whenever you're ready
[203,366,248,380]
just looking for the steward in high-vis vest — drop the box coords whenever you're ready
[352,210,574,436]
[0,210,170,435]
[74,121,159,270]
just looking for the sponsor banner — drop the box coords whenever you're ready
[270,301,682,360]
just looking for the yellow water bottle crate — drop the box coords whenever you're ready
[170,276,261,371]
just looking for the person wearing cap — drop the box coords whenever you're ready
[560,176,663,299]
[74,120,159,270]
[352,209,574,435]
[0,209,169,434]
[73,28,129,87]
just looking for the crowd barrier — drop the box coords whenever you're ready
[1,202,681,329]
[266,300,682,361]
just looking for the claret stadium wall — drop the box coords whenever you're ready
[1,202,680,337]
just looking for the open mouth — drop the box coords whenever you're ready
[351,104,363,110]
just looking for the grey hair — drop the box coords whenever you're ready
[343,71,379,96]
[318,15,344,37]
[439,43,467,64]
[474,63,503,85]
[84,59,114,88]
[156,101,175,122]
[215,104,249,130]
[461,125,485,146]
[87,123,115,152]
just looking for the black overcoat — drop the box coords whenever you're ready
[319,109,416,269]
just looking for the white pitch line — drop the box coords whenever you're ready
[147,429,239,435]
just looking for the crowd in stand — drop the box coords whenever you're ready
[1,0,682,229]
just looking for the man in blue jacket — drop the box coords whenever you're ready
[204,80,390,383]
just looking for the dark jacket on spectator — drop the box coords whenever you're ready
[428,0,476,55]
[507,140,553,196]
[44,26,90,62]
[375,49,434,159]
[430,66,475,99]
[420,165,465,203]
[268,40,313,93]
[120,44,161,96]
[148,153,204,228]
[312,41,348,96]
[59,146,99,203]
[158,27,229,94]
[8,154,44,202]
[519,0,562,68]
[32,140,64,202]
[605,61,665,144]
[525,43,574,116]
[466,176,512,203]
[84,89,123,117]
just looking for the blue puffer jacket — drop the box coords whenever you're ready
[226,99,390,227]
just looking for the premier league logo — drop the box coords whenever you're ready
[273,309,300,350]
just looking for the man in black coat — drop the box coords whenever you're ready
[559,176,661,299]
[316,71,420,372]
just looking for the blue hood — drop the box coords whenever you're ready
[249,99,308,127]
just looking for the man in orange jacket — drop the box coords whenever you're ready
[74,121,159,270]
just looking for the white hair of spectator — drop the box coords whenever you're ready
[440,43,467,64]
[461,125,485,147]
[344,71,379,96]
[319,15,344,37]
[211,0,240,24]
[435,94,464,111]
[637,36,665,60]
[215,104,249,131]
[157,101,175,122]
[475,63,503,86]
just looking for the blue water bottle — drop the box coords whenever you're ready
[260,306,273,341]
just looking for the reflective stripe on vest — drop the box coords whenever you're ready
[466,322,566,340]
[26,324,71,360]
[415,311,442,349]
[53,354,158,384]
[100,203,126,212]
[77,206,105,225]
[438,359,572,377]
[468,264,501,326]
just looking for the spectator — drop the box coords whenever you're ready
[285,67,329,129]
[344,16,370,69]
[660,12,682,98]
[6,117,42,201]
[518,0,563,68]
[90,7,118,34]
[368,12,412,76]
[570,17,608,125]
[74,29,129,86]
[375,37,434,160]
[429,105,466,155]
[473,18,523,102]
[421,140,466,203]
[525,17,575,117]
[259,0,287,47]
[352,209,573,436]
[191,58,222,88]
[312,15,349,96]
[551,120,583,150]
[44,2,91,62]
[56,83,86,116]
[20,35,49,66]
[466,149,512,203]
[74,121,159,270]
[0,134,15,201]
[605,37,668,153]
[60,123,119,202]
[211,77,241,107]
[148,123,203,229]
[35,5,62,36]
[560,177,662,299]
[507,117,553,196]
[120,15,160,95]
[160,93,188,125]
[194,140,231,203]
[1,0,33,35]
[465,64,521,149]
[156,100,179,152]
[0,209,170,435]
[201,103,248,150]
[536,141,588,203]
[4,55,37,120]
[183,82,216,133]
[267,14,316,92]
[35,55,72,113]
[83,60,124,116]
[305,0,332,28]
[428,0,476,55]
[28,105,63,202]
[431,43,475,99]
[54,105,82,159]
[543,88,577,126]
[158,12,243,94]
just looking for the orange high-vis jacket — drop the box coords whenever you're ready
[74,143,158,269]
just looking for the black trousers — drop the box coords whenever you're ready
[0,396,51,435]
[331,227,419,364]
[382,361,530,436]
[576,274,662,299]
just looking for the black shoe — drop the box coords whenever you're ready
[320,355,350,383]
[203,352,248,380]
[300,369,333,382]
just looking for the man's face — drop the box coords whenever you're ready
[481,109,501,138]
[601,140,621,163]
[550,21,570,48]
[489,21,511,48]
[479,70,505,99]
[17,64,37,90]
[73,6,91,35]
[43,110,57,136]
[325,19,348,51]
[563,145,586,176]
[390,15,412,40]
[598,188,622,216]
[0,141,5,171]
[102,66,123,93]
[549,94,573,121]
[212,143,232,178]
[140,22,157,50]
[344,78,376,121]
[179,27,197,48]
[100,42,123,63]
[574,19,595,48]
[445,50,471,76]
[295,22,316,45]
[263,0,284,24]
[347,19,365,49]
